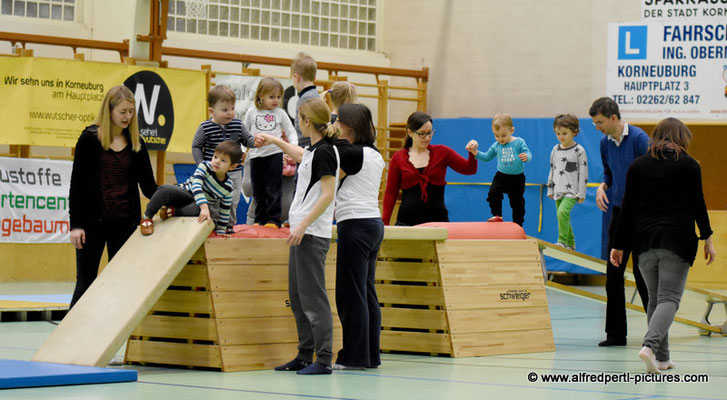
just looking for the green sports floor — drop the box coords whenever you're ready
[1,286,725,400]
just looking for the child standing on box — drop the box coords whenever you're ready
[256,98,341,375]
[192,85,255,231]
[547,114,588,250]
[243,77,297,227]
[140,140,242,236]
[467,112,531,226]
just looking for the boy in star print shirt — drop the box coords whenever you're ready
[470,113,532,226]
[547,114,588,250]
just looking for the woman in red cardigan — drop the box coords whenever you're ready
[382,112,478,225]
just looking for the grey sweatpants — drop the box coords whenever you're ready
[639,248,690,362]
[288,234,333,366]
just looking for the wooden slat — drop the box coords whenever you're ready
[207,264,336,291]
[451,329,555,357]
[436,240,540,264]
[171,264,209,287]
[189,245,206,263]
[219,339,344,372]
[125,340,221,368]
[446,308,552,334]
[216,316,342,345]
[378,240,437,260]
[375,261,440,283]
[380,308,447,330]
[438,263,543,286]
[380,331,451,354]
[212,290,337,318]
[381,226,448,240]
[131,315,217,341]
[204,238,336,264]
[151,290,213,314]
[376,284,444,306]
[442,285,548,310]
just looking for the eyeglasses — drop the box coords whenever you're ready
[411,129,435,137]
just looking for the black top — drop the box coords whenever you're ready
[397,184,448,226]
[613,149,712,265]
[69,125,158,229]
[99,145,133,219]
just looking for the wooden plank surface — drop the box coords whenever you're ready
[436,240,540,264]
[451,329,555,357]
[131,315,217,341]
[125,340,221,368]
[443,285,548,310]
[380,331,451,354]
[171,264,209,287]
[378,240,437,260]
[375,261,441,283]
[207,264,336,291]
[439,263,543,286]
[32,217,214,367]
[380,308,448,330]
[381,226,448,241]
[219,339,344,372]
[376,284,445,306]
[212,290,337,318]
[215,316,342,345]
[151,290,213,314]
[446,308,552,334]
[205,238,336,264]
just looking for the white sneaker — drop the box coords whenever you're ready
[639,346,660,374]
[332,363,365,370]
[657,359,676,370]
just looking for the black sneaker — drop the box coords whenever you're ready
[598,338,627,347]
[274,358,310,371]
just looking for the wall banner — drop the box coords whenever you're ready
[213,74,297,123]
[0,156,72,243]
[642,0,727,21]
[606,21,727,119]
[0,56,207,152]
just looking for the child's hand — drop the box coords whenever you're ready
[197,205,210,223]
[518,153,528,162]
[255,134,274,147]
[287,225,306,246]
[578,198,585,204]
[283,154,294,165]
[465,140,478,155]
[547,195,553,200]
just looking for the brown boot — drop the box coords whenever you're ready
[140,219,154,235]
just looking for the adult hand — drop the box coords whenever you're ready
[283,154,294,165]
[610,248,624,266]
[465,140,478,155]
[287,225,305,246]
[578,198,585,204]
[197,205,210,223]
[518,153,528,162]
[704,237,717,265]
[547,194,553,200]
[70,228,86,249]
[255,133,275,147]
[596,183,609,212]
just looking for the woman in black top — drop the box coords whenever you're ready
[611,117,715,374]
[68,86,157,308]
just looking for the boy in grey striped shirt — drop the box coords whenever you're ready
[141,141,242,235]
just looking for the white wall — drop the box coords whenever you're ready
[381,0,641,118]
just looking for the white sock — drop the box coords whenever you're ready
[657,359,676,370]
[639,346,661,374]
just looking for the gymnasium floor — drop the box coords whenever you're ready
[0,284,725,400]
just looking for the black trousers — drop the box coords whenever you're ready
[335,218,385,368]
[70,218,137,308]
[487,171,525,226]
[605,206,649,340]
[144,185,201,218]
[250,153,283,226]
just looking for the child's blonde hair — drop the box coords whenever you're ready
[254,77,284,110]
[94,85,142,152]
[291,52,317,82]
[327,81,357,110]
[492,112,513,130]
[208,84,236,107]
[298,98,340,139]
[553,114,580,135]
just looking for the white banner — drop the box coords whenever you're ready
[0,157,71,243]
[606,21,727,119]
[642,0,727,21]
[212,75,298,122]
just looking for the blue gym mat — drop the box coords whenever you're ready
[0,359,137,389]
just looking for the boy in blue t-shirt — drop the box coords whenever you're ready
[467,112,531,226]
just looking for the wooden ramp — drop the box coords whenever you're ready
[32,217,214,367]
[531,237,727,335]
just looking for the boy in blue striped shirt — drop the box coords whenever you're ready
[140,140,242,235]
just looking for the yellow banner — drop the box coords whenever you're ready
[0,56,207,153]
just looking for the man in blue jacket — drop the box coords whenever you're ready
[589,97,650,347]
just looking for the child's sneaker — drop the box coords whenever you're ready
[140,219,154,235]
[487,216,503,222]
[160,206,175,220]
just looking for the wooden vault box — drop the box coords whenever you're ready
[126,226,554,371]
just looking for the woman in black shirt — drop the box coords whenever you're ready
[611,117,715,374]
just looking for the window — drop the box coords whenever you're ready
[1,0,75,21]
[168,0,377,51]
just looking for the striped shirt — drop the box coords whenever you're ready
[191,118,254,171]
[180,162,233,233]
[99,144,133,219]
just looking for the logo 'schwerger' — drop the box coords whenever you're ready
[123,71,175,151]
[499,289,532,301]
